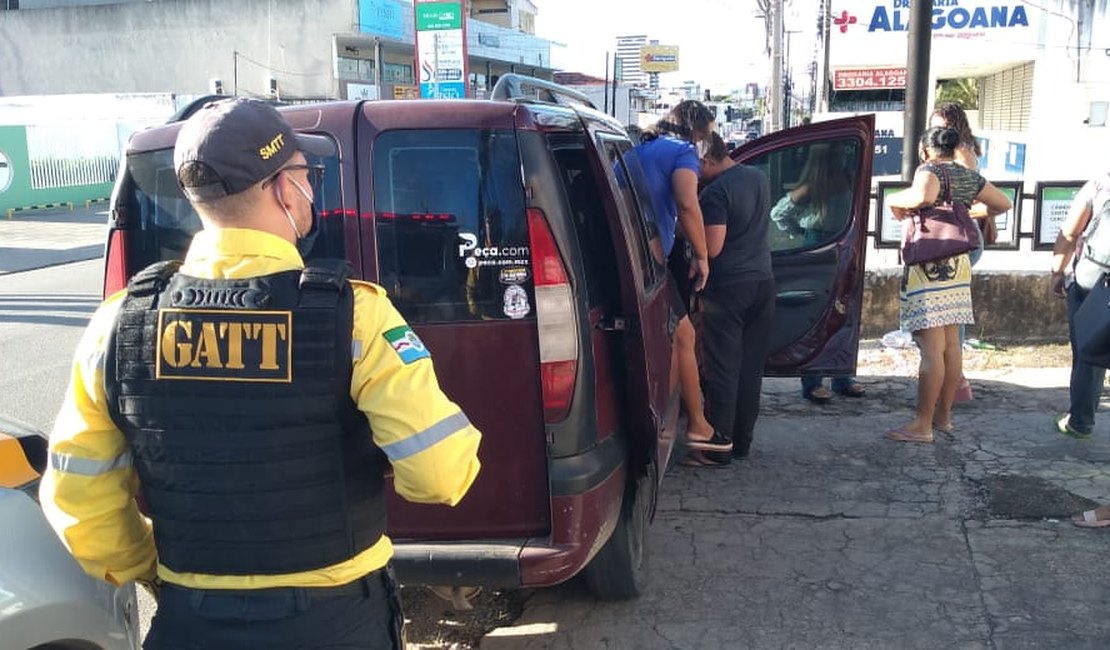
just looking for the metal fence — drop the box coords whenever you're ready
[26,122,120,189]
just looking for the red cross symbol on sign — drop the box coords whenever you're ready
[833,10,857,33]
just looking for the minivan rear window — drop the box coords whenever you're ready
[121,144,344,274]
[373,128,533,324]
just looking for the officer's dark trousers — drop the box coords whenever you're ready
[144,567,404,650]
[698,277,776,457]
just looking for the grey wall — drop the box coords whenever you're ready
[17,0,146,8]
[862,269,1068,343]
[0,0,354,97]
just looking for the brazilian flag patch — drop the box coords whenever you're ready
[383,325,430,364]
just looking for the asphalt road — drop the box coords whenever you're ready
[0,258,103,431]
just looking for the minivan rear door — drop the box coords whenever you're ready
[733,115,875,376]
[359,112,550,541]
[585,125,679,480]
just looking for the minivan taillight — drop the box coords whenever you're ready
[528,208,578,423]
[103,228,128,298]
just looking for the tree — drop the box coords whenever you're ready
[935,78,979,109]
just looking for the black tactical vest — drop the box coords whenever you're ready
[104,260,387,576]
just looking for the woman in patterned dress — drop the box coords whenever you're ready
[883,127,1012,443]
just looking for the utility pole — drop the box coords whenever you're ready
[604,52,610,114]
[820,0,831,112]
[770,0,783,133]
[902,0,932,180]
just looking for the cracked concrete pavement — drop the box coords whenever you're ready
[480,345,1110,649]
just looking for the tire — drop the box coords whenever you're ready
[582,461,655,600]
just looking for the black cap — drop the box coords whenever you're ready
[174,98,335,202]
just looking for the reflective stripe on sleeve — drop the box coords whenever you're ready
[380,412,471,462]
[50,450,133,476]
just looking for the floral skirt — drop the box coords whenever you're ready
[899,253,974,332]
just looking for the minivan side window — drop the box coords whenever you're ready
[742,137,861,253]
[597,137,666,292]
[547,133,621,312]
[122,143,344,271]
[373,129,532,324]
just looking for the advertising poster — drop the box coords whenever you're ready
[346,83,378,100]
[415,1,467,99]
[876,182,910,247]
[640,45,679,73]
[988,181,1022,250]
[1034,182,1084,250]
[358,0,405,40]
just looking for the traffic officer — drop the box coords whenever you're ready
[40,98,482,649]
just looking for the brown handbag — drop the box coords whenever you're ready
[901,164,982,265]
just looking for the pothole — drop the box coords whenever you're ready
[971,474,1099,520]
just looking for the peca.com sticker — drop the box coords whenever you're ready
[0,150,12,194]
[458,233,530,269]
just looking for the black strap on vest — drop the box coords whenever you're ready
[299,258,353,309]
[126,260,182,310]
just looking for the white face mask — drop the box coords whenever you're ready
[696,140,709,158]
[277,175,313,239]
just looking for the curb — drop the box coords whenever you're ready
[84,197,111,209]
[5,201,75,219]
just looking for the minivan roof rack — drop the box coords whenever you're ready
[490,74,596,110]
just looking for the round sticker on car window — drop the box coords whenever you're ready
[0,150,12,194]
[503,284,531,320]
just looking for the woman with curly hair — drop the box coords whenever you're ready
[929,102,981,170]
[635,100,733,462]
[929,102,996,402]
[769,142,866,403]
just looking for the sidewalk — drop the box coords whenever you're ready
[0,206,107,274]
[424,344,1110,649]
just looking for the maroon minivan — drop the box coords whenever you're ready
[103,78,874,600]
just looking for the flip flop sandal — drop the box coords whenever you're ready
[678,450,731,469]
[1072,509,1110,528]
[884,426,934,444]
[686,431,734,453]
[933,421,954,435]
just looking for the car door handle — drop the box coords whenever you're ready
[776,290,818,306]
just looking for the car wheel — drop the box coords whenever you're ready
[582,460,656,600]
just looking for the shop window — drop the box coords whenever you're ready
[1089,101,1108,127]
[382,62,413,85]
[337,57,374,82]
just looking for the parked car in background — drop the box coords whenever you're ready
[102,77,873,601]
[0,415,139,649]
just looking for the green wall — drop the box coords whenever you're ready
[0,125,113,213]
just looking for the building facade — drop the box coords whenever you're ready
[615,34,647,87]
[820,0,1110,182]
[0,0,556,100]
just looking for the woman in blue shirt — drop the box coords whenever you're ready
[635,100,730,461]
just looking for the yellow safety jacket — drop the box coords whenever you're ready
[40,228,482,589]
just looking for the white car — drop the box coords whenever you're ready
[0,415,139,650]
